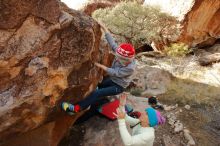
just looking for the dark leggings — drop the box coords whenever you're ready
[78,77,124,110]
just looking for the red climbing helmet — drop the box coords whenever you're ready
[116,43,135,59]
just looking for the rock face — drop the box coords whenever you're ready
[0,0,109,145]
[179,0,220,47]
[144,0,220,47]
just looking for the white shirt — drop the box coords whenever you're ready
[118,115,155,146]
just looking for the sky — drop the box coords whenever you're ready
[144,0,194,21]
[61,0,88,10]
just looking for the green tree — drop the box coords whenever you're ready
[92,2,179,49]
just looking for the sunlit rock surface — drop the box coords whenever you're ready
[144,0,220,47]
[0,0,109,145]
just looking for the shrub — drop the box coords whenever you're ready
[164,43,192,57]
[92,2,179,48]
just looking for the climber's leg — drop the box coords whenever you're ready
[78,84,124,110]
[74,97,110,124]
[61,78,124,115]
[97,77,114,89]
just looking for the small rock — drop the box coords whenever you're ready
[175,104,178,108]
[164,105,177,111]
[174,122,183,133]
[162,135,177,146]
[175,111,180,114]
[168,119,176,126]
[179,109,183,113]
[167,113,176,120]
[164,105,172,111]
[167,113,177,126]
[167,114,171,118]
[185,105,191,110]
[184,129,195,145]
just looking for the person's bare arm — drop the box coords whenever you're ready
[98,21,118,52]
[94,62,107,71]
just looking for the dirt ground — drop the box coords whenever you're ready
[154,105,220,146]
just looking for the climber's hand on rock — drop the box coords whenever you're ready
[94,62,103,68]
[94,62,107,71]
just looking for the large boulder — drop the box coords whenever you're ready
[144,0,220,47]
[179,0,220,47]
[0,0,109,145]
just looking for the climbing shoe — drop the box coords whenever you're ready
[61,102,75,115]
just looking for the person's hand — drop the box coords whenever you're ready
[113,107,126,119]
[119,93,127,107]
[94,62,107,71]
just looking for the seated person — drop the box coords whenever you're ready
[115,94,165,146]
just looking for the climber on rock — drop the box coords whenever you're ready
[61,22,136,115]
[115,94,166,146]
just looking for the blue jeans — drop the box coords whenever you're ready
[78,77,124,110]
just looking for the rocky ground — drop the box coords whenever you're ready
[58,95,220,146]
[154,101,220,146]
